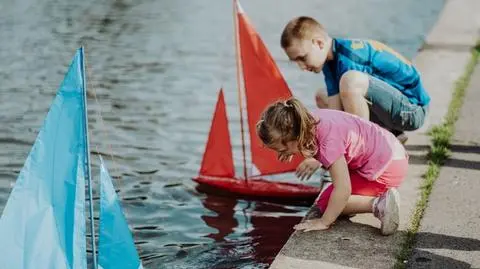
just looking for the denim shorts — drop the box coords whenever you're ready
[366,75,428,132]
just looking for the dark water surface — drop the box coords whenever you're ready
[0,0,444,268]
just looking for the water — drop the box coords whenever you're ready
[0,0,444,268]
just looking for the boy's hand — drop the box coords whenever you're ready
[315,90,329,109]
[295,157,320,180]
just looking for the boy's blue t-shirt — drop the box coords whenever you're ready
[322,38,430,106]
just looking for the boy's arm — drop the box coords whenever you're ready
[327,94,342,110]
[323,67,342,110]
[314,88,342,110]
[320,156,351,226]
[315,89,329,109]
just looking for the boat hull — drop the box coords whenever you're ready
[193,176,320,200]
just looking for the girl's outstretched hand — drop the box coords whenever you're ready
[295,157,321,180]
[293,218,329,232]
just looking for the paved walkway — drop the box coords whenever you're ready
[407,55,480,269]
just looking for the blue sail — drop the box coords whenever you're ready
[0,49,88,268]
[98,158,143,269]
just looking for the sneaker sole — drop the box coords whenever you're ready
[381,189,400,235]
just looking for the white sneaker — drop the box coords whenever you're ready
[373,188,400,235]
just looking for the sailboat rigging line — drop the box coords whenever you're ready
[83,50,120,183]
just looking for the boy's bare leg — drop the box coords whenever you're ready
[327,94,343,110]
[339,71,370,120]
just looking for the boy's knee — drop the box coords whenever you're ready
[339,71,369,99]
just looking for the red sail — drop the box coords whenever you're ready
[236,2,303,176]
[199,89,235,178]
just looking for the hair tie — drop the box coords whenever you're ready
[283,100,293,108]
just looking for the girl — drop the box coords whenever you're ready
[256,98,408,235]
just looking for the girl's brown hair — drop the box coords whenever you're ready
[256,98,318,157]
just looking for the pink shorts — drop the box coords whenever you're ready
[316,158,408,212]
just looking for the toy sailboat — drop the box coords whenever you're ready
[0,48,143,269]
[193,0,320,200]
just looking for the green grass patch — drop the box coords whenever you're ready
[395,43,480,268]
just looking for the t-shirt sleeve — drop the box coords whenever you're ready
[323,66,339,96]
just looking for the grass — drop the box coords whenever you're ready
[394,43,480,268]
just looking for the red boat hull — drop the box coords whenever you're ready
[193,176,320,200]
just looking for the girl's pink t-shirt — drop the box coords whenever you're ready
[313,109,401,180]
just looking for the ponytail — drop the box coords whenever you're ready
[256,98,318,157]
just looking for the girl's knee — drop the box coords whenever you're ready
[315,196,328,212]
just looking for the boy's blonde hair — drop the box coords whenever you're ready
[280,16,327,49]
[256,98,318,158]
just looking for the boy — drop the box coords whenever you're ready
[281,16,430,143]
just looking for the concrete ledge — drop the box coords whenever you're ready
[407,63,480,269]
[269,0,480,268]
[271,255,358,269]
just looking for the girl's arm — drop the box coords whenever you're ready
[320,156,352,226]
